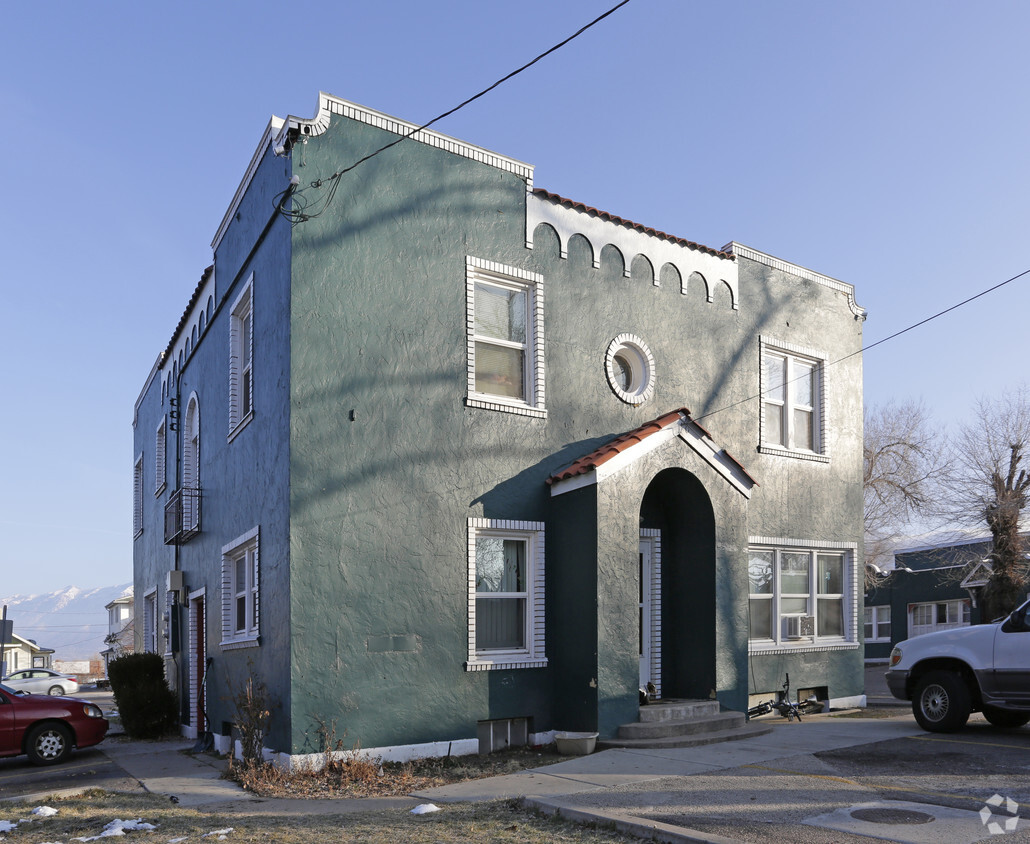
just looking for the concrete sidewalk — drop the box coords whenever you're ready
[86,710,1027,843]
[414,714,1026,843]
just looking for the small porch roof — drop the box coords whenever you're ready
[547,407,757,498]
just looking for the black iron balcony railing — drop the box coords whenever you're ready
[164,486,201,545]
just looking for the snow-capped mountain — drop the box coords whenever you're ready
[1,584,133,660]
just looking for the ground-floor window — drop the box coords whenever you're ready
[908,599,970,638]
[864,605,891,642]
[220,526,260,650]
[142,589,158,653]
[748,540,857,649]
[466,518,546,671]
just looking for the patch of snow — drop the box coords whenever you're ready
[71,818,158,841]
[32,807,59,817]
[411,803,441,814]
[201,828,234,839]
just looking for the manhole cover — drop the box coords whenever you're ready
[850,807,934,825]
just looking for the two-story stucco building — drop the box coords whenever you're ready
[133,92,867,764]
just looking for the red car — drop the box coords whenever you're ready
[0,683,108,764]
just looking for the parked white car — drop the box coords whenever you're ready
[2,669,79,696]
[886,598,1030,732]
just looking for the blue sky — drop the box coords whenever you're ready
[2,1,1028,596]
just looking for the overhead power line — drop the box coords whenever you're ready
[277,0,634,223]
[695,266,1030,427]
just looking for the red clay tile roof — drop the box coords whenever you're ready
[548,408,691,485]
[163,265,214,361]
[532,189,734,260]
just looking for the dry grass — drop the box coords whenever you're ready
[0,789,639,843]
[229,743,567,798]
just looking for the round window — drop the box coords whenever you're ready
[605,335,655,405]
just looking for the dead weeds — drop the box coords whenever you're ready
[230,743,567,799]
[1,790,638,843]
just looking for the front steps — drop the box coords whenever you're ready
[598,698,773,750]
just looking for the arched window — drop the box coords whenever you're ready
[183,394,201,531]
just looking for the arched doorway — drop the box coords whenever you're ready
[640,468,716,700]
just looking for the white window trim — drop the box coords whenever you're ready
[864,604,892,642]
[133,454,144,538]
[640,528,662,698]
[465,257,546,418]
[228,274,254,441]
[220,526,260,650]
[155,418,167,496]
[908,599,970,638]
[605,334,656,406]
[758,336,828,462]
[466,518,547,671]
[142,588,158,654]
[748,537,858,654]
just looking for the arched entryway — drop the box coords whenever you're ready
[640,468,717,700]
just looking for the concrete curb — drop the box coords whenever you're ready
[526,796,740,844]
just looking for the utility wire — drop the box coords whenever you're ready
[694,266,1030,427]
[277,0,633,223]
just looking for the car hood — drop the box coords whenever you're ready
[895,622,997,655]
[13,692,81,705]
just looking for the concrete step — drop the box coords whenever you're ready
[617,709,746,740]
[599,721,774,750]
[637,698,721,723]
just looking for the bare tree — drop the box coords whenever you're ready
[946,388,1030,620]
[864,400,949,578]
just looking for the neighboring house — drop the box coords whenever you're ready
[1,633,54,676]
[864,537,995,661]
[101,593,135,673]
[133,92,867,764]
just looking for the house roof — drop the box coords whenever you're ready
[163,265,214,362]
[549,409,692,485]
[532,189,734,261]
[548,408,757,497]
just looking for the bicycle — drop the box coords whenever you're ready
[747,673,823,721]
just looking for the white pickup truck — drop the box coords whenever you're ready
[885,597,1030,732]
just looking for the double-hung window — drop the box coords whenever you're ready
[228,275,254,438]
[760,338,826,459]
[864,605,891,642]
[466,518,546,670]
[133,455,144,538]
[142,589,158,653]
[466,258,545,417]
[221,526,259,648]
[155,419,167,495]
[909,600,970,638]
[748,542,855,648]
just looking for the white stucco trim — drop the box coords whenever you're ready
[678,424,754,499]
[527,191,738,308]
[730,242,866,320]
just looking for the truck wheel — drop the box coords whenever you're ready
[912,670,970,732]
[982,706,1030,728]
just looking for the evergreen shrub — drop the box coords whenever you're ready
[107,652,178,739]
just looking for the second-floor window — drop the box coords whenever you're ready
[760,339,826,459]
[155,418,166,495]
[229,275,254,437]
[465,258,545,418]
